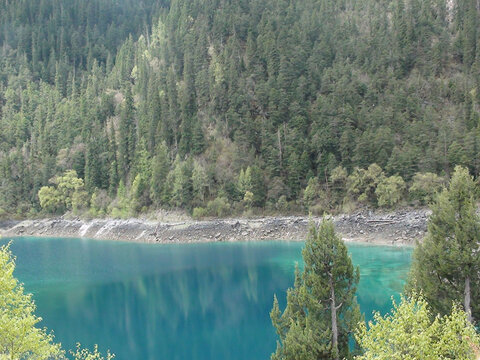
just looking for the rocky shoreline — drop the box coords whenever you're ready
[0,209,430,246]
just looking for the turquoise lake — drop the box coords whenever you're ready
[1,237,412,360]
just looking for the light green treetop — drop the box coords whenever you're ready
[38,170,89,214]
[0,243,63,359]
[375,175,406,207]
[355,293,480,360]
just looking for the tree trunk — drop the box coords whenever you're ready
[465,276,473,323]
[330,275,339,360]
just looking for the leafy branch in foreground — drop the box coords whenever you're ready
[355,293,480,360]
[70,343,115,360]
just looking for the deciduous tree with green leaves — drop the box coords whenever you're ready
[408,172,444,205]
[270,219,361,360]
[355,294,480,360]
[375,175,406,207]
[38,170,89,214]
[347,164,385,206]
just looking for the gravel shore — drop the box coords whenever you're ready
[0,209,429,246]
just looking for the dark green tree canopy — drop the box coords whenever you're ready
[271,219,361,360]
[1,0,480,217]
[408,166,480,323]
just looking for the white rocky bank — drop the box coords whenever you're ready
[0,209,430,246]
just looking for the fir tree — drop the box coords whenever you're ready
[271,219,361,360]
[408,166,480,323]
[118,86,136,181]
[150,142,170,206]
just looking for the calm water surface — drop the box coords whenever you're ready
[1,237,412,360]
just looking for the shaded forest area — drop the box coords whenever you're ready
[1,0,480,218]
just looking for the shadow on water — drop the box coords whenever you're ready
[1,237,412,360]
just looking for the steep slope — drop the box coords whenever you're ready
[0,0,479,217]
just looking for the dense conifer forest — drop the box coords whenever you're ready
[1,0,480,218]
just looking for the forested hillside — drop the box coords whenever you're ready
[1,0,479,218]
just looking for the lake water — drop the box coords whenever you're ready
[1,237,412,360]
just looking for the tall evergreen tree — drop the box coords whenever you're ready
[118,86,136,181]
[408,166,480,323]
[150,142,170,206]
[271,219,361,360]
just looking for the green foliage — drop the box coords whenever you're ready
[150,143,170,206]
[56,170,89,210]
[70,343,115,360]
[375,175,406,207]
[130,174,150,214]
[89,190,110,217]
[169,157,193,209]
[237,166,266,208]
[347,164,385,206]
[409,172,445,204]
[303,177,321,209]
[243,191,254,209]
[303,177,328,215]
[38,170,89,214]
[355,294,480,360]
[271,220,361,360]
[192,160,209,206]
[330,166,348,204]
[118,87,136,181]
[109,180,129,218]
[2,0,480,217]
[275,195,289,213]
[407,166,480,322]
[38,186,64,214]
[192,207,207,219]
[206,197,231,217]
[237,168,253,200]
[0,243,63,359]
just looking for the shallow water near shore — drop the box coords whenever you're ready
[1,237,412,360]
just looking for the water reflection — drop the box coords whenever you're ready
[5,239,301,360]
[2,238,411,360]
[36,264,294,360]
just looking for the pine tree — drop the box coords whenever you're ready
[462,0,477,67]
[191,119,206,155]
[147,79,162,151]
[249,165,266,207]
[108,125,119,196]
[150,142,170,206]
[271,219,361,360]
[192,160,209,205]
[118,86,136,180]
[408,165,480,323]
[85,135,106,193]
